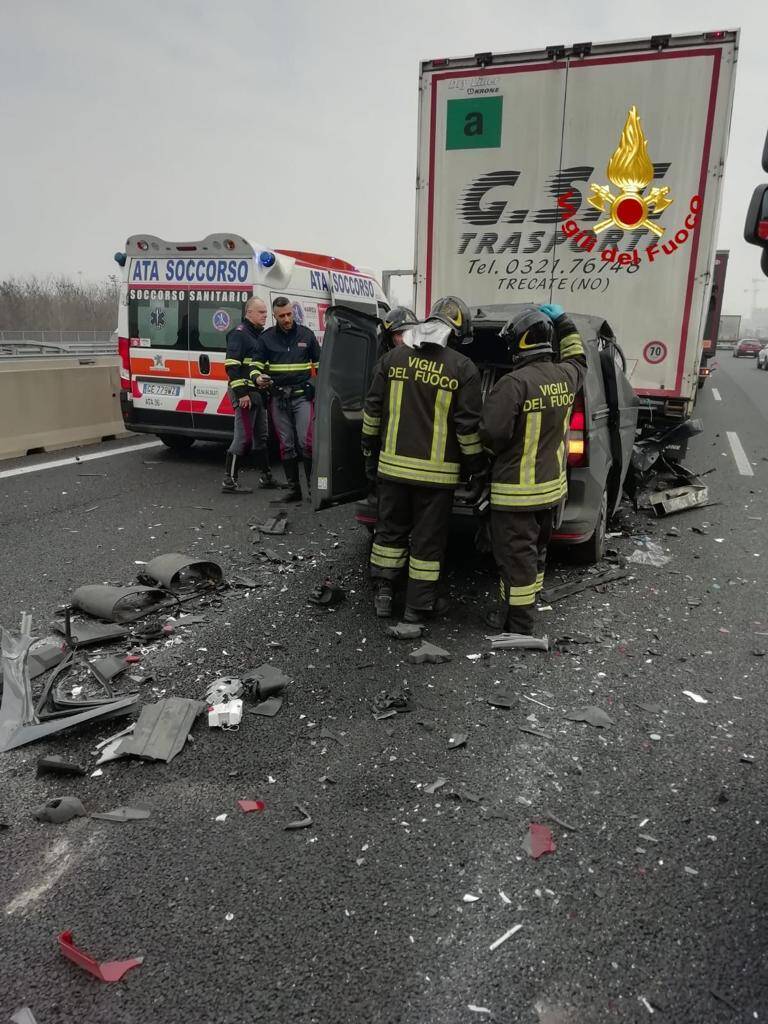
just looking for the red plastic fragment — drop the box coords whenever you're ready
[524,823,556,859]
[58,930,143,982]
[125,655,141,664]
[237,800,266,813]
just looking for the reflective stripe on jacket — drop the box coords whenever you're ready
[251,323,320,389]
[225,320,263,398]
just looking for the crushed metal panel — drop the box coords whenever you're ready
[113,697,204,763]
[27,644,66,680]
[649,484,709,516]
[71,584,167,623]
[140,553,223,590]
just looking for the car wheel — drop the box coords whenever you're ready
[572,488,608,565]
[158,434,195,451]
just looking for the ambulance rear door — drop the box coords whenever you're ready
[312,306,380,510]
[188,287,251,438]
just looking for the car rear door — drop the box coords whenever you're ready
[312,306,380,510]
[596,323,640,509]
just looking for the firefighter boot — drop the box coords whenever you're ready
[302,456,313,500]
[403,596,450,624]
[374,583,393,619]
[222,453,253,494]
[279,458,303,503]
[255,449,278,489]
[484,606,509,632]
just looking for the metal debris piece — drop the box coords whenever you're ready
[386,622,425,640]
[27,644,66,679]
[372,709,397,721]
[649,483,709,516]
[486,693,515,709]
[71,585,168,624]
[32,797,87,824]
[522,823,556,859]
[249,696,283,717]
[90,806,151,823]
[424,777,448,795]
[486,632,549,652]
[110,698,204,762]
[284,804,313,830]
[409,642,451,665]
[50,616,128,647]
[256,512,288,536]
[307,578,346,606]
[682,690,708,704]
[206,677,244,705]
[36,756,86,777]
[518,726,554,740]
[540,569,628,604]
[448,732,468,749]
[237,800,266,813]
[140,553,223,590]
[522,694,554,711]
[241,663,290,701]
[564,706,613,728]
[489,923,523,952]
[58,930,143,983]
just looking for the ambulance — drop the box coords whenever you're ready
[114,233,388,449]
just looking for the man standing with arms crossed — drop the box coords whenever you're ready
[221,297,276,494]
[252,297,320,503]
[480,303,586,635]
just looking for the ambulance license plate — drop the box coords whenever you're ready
[142,382,182,397]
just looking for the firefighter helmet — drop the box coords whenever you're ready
[381,306,418,335]
[427,295,472,342]
[499,307,555,362]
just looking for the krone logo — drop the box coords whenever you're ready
[588,106,673,237]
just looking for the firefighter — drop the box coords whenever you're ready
[361,296,486,621]
[221,297,276,493]
[480,303,586,635]
[378,306,418,356]
[251,296,320,503]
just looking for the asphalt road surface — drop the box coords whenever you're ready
[1,355,767,1024]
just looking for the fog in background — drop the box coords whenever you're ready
[1,0,766,319]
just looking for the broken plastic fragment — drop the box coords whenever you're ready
[307,578,345,606]
[487,693,515,709]
[237,800,266,814]
[488,922,523,951]
[285,804,313,830]
[10,1008,39,1024]
[250,696,283,717]
[140,553,223,590]
[682,690,708,704]
[71,584,168,624]
[90,806,151,823]
[242,663,290,701]
[36,755,86,777]
[386,622,424,640]
[409,642,451,665]
[256,511,288,536]
[462,893,479,903]
[522,823,556,859]
[424,777,448,795]
[448,732,468,749]
[32,796,86,824]
[58,930,143,983]
[486,632,549,652]
[518,726,553,740]
[563,706,613,728]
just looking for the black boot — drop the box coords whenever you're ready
[374,583,393,619]
[404,596,450,624]
[484,606,509,632]
[222,453,252,494]
[255,449,278,489]
[280,458,303,503]
[302,456,313,499]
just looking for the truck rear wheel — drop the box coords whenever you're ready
[572,488,608,565]
[158,434,195,451]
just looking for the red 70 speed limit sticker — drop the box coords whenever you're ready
[643,341,668,365]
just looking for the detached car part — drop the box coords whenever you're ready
[71,584,168,624]
[58,930,143,982]
[139,553,223,590]
[109,697,204,763]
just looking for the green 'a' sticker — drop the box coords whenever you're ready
[446,96,503,150]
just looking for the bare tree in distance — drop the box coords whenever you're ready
[0,275,121,331]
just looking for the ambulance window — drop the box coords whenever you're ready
[329,321,371,412]
[195,301,245,350]
[129,297,184,348]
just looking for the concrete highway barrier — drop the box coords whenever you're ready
[0,357,128,460]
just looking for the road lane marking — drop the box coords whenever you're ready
[712,388,721,401]
[726,431,755,476]
[0,440,162,480]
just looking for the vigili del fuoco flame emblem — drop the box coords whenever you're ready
[588,106,673,236]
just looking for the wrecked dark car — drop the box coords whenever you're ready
[312,304,639,563]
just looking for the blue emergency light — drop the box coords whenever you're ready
[114,252,126,266]
[259,251,276,268]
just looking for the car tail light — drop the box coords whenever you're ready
[118,336,132,391]
[567,394,587,467]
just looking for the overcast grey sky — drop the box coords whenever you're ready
[1,0,766,314]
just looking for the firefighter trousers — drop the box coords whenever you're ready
[370,481,454,611]
[227,390,268,456]
[268,393,313,461]
[490,507,553,634]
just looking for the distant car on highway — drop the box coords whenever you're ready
[757,344,768,370]
[733,338,763,358]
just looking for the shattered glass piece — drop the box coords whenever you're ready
[58,930,143,983]
[90,806,151,823]
[409,642,451,665]
[140,553,223,590]
[249,696,283,717]
[237,800,266,813]
[36,756,86,777]
[448,732,468,749]
[462,893,479,903]
[563,706,613,728]
[424,777,448,795]
[32,797,87,824]
[386,622,425,640]
[284,804,313,830]
[627,540,670,567]
[522,823,556,859]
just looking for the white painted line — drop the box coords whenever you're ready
[0,440,161,480]
[726,431,755,477]
[712,388,722,401]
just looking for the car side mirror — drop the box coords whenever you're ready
[744,184,768,247]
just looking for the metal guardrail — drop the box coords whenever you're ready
[0,330,116,359]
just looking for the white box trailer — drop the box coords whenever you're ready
[414,30,738,422]
[717,313,742,344]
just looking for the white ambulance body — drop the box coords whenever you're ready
[115,234,387,449]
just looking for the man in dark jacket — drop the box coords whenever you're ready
[221,297,275,493]
[480,303,587,635]
[252,296,320,502]
[362,296,486,621]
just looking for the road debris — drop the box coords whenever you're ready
[409,642,451,665]
[518,726,553,740]
[386,622,425,640]
[31,796,87,824]
[285,804,313,830]
[108,698,205,762]
[307,579,346,606]
[447,732,468,749]
[463,893,480,903]
[489,922,523,951]
[540,569,628,604]
[36,755,86,777]
[237,800,266,813]
[563,706,613,728]
[486,632,549,651]
[71,584,168,624]
[682,690,708,705]
[255,511,288,536]
[649,483,709,516]
[208,698,243,729]
[319,726,342,743]
[522,694,554,711]
[468,1007,492,1016]
[10,1009,38,1024]
[58,930,143,983]
[242,664,290,701]
[543,811,579,831]
[206,677,243,705]
[628,539,670,567]
[373,685,411,714]
[90,806,151,823]
[522,823,556,859]
[249,696,283,717]
[486,693,515,709]
[139,552,223,590]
